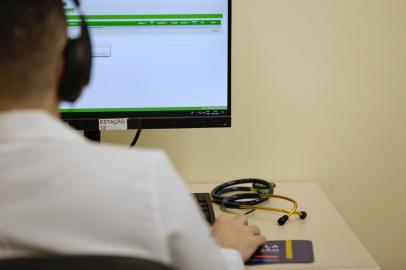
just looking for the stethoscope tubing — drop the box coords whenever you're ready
[211,179,307,225]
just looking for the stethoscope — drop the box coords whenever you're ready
[211,179,308,225]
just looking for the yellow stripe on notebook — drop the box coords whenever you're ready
[286,240,293,259]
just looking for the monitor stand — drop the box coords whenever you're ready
[84,131,101,143]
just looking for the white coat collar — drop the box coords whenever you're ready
[0,110,85,143]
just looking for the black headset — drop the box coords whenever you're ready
[58,0,92,103]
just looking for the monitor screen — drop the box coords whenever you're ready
[60,0,231,131]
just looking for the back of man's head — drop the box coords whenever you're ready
[0,0,67,110]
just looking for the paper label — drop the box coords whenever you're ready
[99,118,128,131]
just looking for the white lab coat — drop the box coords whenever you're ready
[0,110,244,270]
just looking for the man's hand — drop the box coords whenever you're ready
[211,214,266,261]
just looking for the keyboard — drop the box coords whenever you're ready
[193,193,216,225]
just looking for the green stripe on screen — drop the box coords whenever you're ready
[67,14,224,20]
[64,8,76,13]
[68,20,221,27]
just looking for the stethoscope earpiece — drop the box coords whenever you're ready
[299,211,307,219]
[278,215,289,226]
[211,179,308,226]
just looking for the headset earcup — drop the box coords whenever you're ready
[59,33,92,102]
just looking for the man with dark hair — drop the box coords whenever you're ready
[0,1,66,111]
[0,1,266,270]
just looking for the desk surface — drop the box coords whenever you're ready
[189,182,379,270]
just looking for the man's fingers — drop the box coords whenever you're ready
[236,215,249,225]
[254,235,267,246]
[249,225,261,235]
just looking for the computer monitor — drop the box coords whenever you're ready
[60,0,231,131]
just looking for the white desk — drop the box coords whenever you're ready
[189,182,379,270]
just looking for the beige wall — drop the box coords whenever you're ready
[103,0,406,269]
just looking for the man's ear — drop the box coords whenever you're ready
[56,56,66,101]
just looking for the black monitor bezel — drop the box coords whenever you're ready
[61,0,232,131]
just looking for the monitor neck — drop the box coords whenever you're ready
[84,130,101,143]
